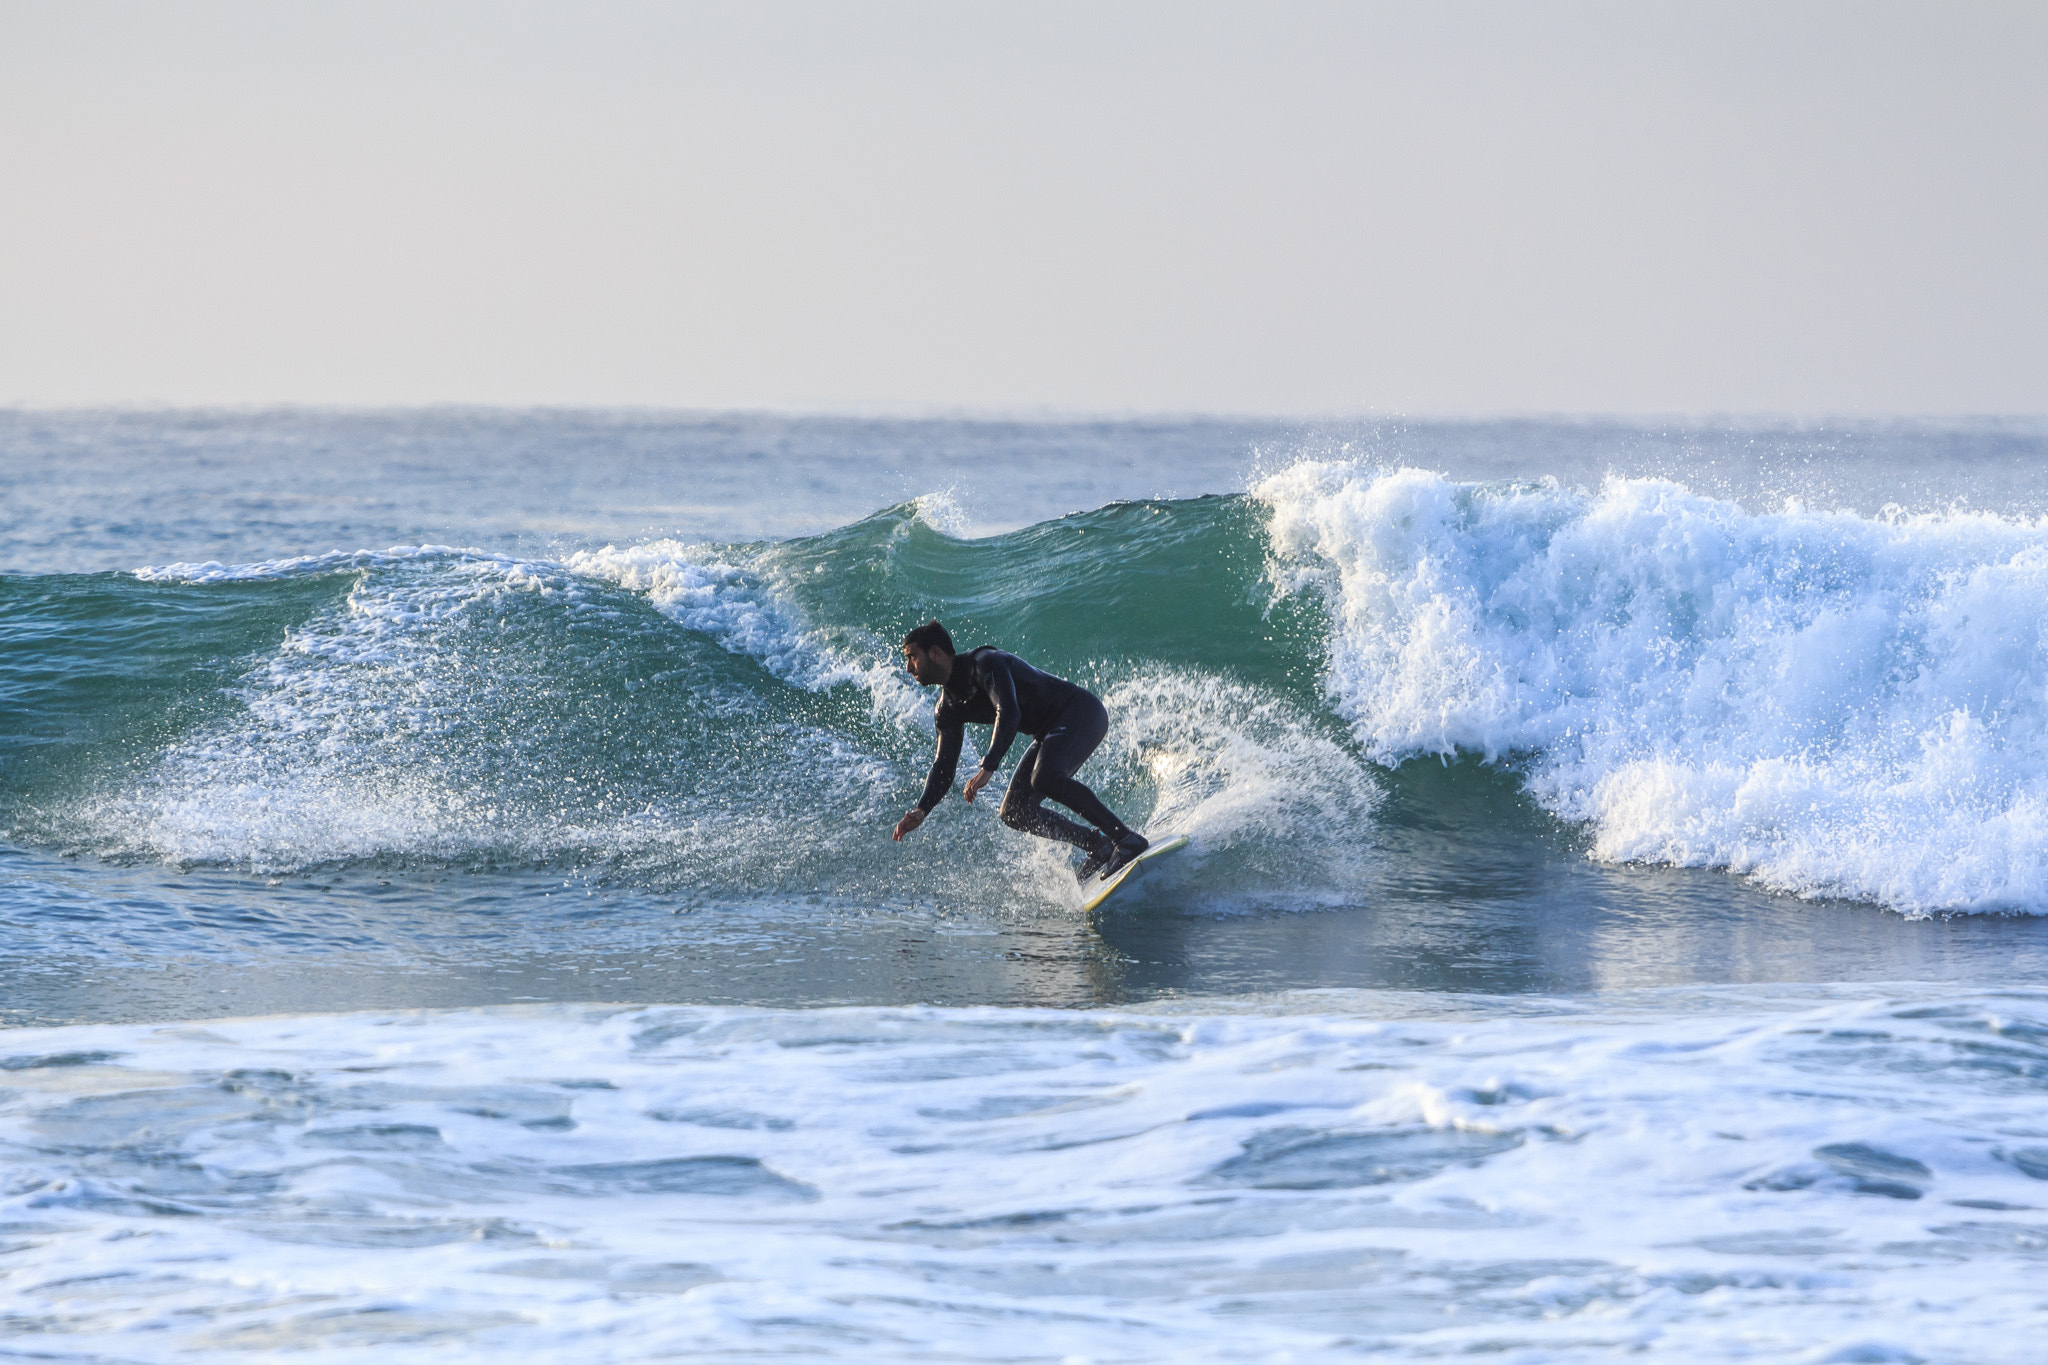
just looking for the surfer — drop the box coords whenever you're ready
[891,621,1149,882]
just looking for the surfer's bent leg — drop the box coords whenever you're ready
[1019,694,1136,844]
[999,741,1103,851]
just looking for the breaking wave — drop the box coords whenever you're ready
[7,467,2047,915]
[1261,463,2048,915]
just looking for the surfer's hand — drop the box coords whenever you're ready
[962,768,993,803]
[892,808,927,841]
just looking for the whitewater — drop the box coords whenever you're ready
[1262,463,2048,914]
[4,409,2047,1361]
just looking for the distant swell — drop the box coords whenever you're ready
[1261,464,2048,915]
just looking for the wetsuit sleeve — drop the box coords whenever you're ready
[917,714,965,812]
[979,655,1022,772]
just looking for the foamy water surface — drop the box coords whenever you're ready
[7,989,2047,1363]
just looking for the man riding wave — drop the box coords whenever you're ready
[891,620,1149,882]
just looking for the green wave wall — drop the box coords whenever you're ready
[0,498,1379,910]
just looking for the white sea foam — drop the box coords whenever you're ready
[133,545,479,583]
[2,989,2044,1362]
[1093,669,1383,906]
[569,539,927,728]
[979,668,1386,910]
[133,539,898,713]
[910,487,978,538]
[99,553,604,869]
[1259,463,2048,915]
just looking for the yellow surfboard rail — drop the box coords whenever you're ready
[1080,835,1190,913]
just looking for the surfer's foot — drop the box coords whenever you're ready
[1099,833,1150,881]
[1076,836,1116,884]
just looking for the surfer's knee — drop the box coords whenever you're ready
[1032,767,1077,802]
[999,796,1032,830]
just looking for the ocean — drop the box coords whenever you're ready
[4,408,2047,1361]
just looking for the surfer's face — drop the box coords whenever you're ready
[903,644,949,686]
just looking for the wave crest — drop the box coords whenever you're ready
[1259,462,2048,915]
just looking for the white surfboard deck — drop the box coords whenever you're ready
[1080,835,1189,913]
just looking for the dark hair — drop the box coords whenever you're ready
[903,620,955,655]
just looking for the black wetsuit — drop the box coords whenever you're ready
[915,647,1133,851]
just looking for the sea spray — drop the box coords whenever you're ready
[1260,463,2048,914]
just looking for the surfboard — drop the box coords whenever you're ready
[1080,835,1189,913]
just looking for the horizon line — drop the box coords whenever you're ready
[5,401,2046,430]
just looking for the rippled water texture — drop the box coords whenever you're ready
[6,991,2048,1363]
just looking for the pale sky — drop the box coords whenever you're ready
[3,1,2044,414]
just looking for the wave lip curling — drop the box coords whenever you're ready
[1260,463,2048,916]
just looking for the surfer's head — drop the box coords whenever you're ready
[902,620,955,686]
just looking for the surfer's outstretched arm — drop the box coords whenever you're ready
[895,719,965,840]
[919,721,964,811]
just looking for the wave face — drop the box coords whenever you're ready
[9,462,2048,916]
[0,498,1373,912]
[1262,464,2048,914]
